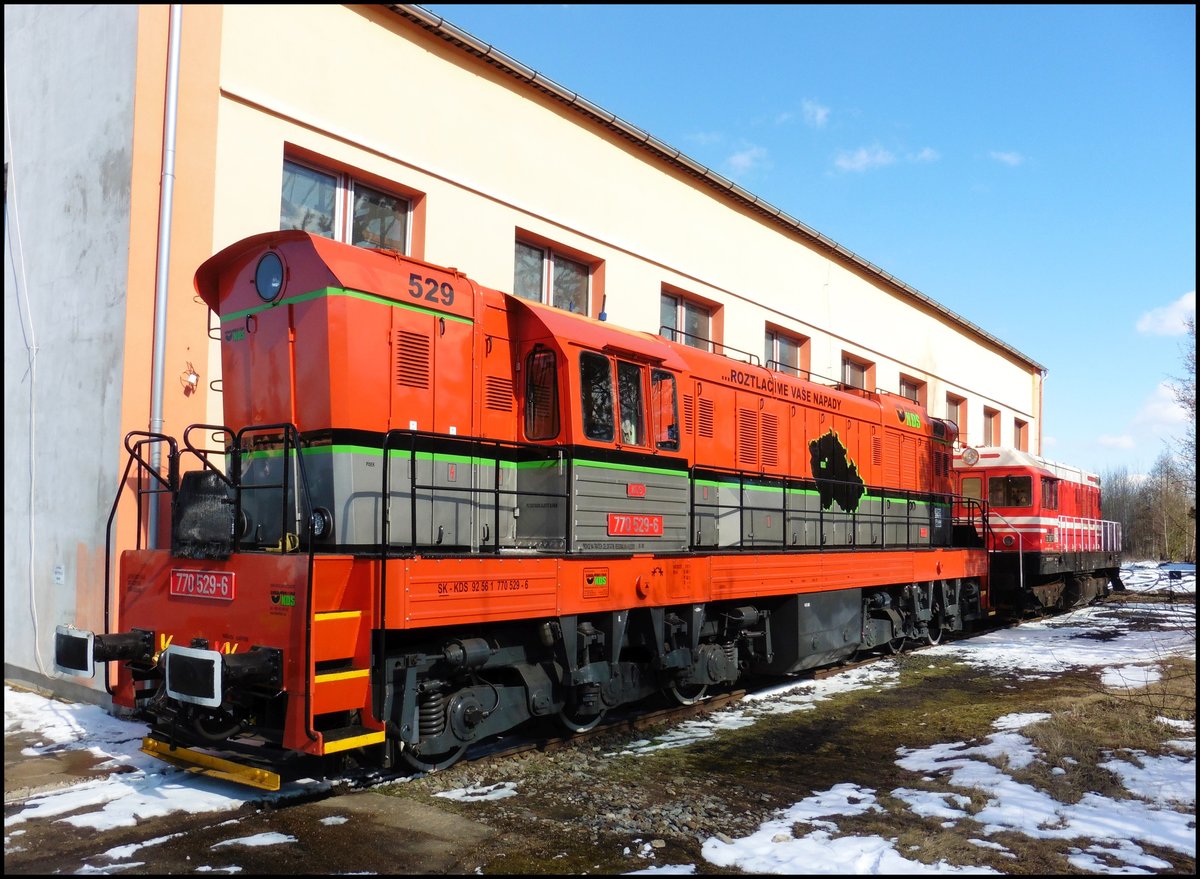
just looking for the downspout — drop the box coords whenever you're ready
[148,4,182,548]
[1035,367,1046,456]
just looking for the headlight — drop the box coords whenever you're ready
[254,252,285,302]
[310,507,333,540]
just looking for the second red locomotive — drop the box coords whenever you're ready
[953,446,1122,610]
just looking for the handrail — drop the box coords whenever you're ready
[228,422,319,742]
[690,464,957,551]
[181,424,236,487]
[1057,515,1122,553]
[102,431,179,696]
[983,508,1026,593]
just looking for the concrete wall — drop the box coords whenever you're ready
[4,5,140,696]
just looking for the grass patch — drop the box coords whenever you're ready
[376,646,1196,874]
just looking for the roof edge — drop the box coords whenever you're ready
[387,3,1045,373]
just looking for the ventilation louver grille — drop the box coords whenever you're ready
[485,376,514,412]
[761,412,779,467]
[395,331,430,388]
[737,409,758,468]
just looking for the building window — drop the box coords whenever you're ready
[661,292,711,351]
[841,354,874,391]
[983,406,1000,445]
[280,159,408,253]
[945,393,966,438]
[514,241,589,314]
[1014,418,1029,451]
[899,375,925,406]
[764,328,809,377]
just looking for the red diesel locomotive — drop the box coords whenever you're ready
[58,230,1002,786]
[953,446,1123,611]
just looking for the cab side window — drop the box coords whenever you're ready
[651,369,680,451]
[1041,477,1059,510]
[580,352,614,442]
[960,476,982,500]
[524,348,559,440]
[617,360,645,446]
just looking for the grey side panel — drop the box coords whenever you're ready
[571,463,689,553]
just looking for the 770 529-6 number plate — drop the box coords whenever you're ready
[606,513,664,536]
[170,569,236,601]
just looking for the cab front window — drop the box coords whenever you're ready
[989,475,1032,507]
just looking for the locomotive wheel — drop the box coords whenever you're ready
[924,615,943,646]
[399,741,468,774]
[665,681,709,706]
[885,635,906,654]
[557,705,606,734]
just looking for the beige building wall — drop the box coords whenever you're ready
[211,4,1041,450]
[5,2,1044,700]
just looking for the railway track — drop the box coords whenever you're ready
[287,606,1055,795]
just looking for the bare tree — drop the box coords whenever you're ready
[1166,315,1195,561]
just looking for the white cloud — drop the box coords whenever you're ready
[1134,381,1188,428]
[1136,291,1195,336]
[834,145,895,172]
[1098,434,1137,449]
[990,150,1025,166]
[726,144,768,176]
[910,147,940,163]
[802,99,830,128]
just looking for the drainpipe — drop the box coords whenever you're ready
[148,4,182,548]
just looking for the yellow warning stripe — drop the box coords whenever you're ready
[314,668,370,684]
[322,729,386,754]
[140,737,280,791]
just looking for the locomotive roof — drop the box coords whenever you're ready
[511,296,690,371]
[954,446,1101,486]
[388,3,1045,375]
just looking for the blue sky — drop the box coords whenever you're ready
[422,4,1196,477]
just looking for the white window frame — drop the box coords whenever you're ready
[514,240,590,314]
[765,328,806,376]
[661,292,712,351]
[280,158,410,254]
[899,376,924,405]
[841,355,872,390]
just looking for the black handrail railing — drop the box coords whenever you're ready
[101,431,178,695]
[688,463,959,552]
